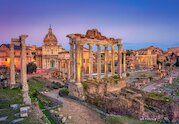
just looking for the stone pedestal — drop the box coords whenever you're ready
[68,82,85,100]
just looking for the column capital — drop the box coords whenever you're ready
[96,44,101,47]
[123,49,126,53]
[69,40,74,45]
[111,44,115,48]
[103,44,108,48]
[117,44,122,47]
[87,43,94,47]
[116,38,122,44]
[79,43,84,46]
[20,34,28,40]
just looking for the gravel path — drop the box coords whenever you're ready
[45,90,106,124]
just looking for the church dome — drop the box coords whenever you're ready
[43,26,58,45]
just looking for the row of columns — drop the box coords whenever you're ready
[70,41,126,83]
[10,35,31,105]
[59,60,70,80]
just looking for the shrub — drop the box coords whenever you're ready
[126,73,130,77]
[27,62,37,74]
[59,87,69,96]
[165,62,171,67]
[113,75,119,79]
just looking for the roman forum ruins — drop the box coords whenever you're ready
[66,29,126,98]
[10,35,31,105]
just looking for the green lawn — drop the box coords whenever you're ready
[0,88,22,109]
[0,77,49,124]
[106,116,163,124]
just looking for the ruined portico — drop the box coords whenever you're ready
[58,51,70,80]
[10,35,31,105]
[67,29,126,99]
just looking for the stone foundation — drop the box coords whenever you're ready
[86,87,145,118]
[68,82,85,100]
[22,90,31,105]
[82,78,127,96]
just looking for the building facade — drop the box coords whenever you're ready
[0,44,35,69]
[42,26,65,69]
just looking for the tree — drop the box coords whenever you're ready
[165,62,171,67]
[27,62,37,74]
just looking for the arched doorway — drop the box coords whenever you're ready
[50,60,55,68]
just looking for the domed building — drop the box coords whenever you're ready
[42,26,65,69]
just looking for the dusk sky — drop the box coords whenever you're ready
[0,0,179,50]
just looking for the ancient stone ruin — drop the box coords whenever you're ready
[67,29,126,100]
[10,35,31,105]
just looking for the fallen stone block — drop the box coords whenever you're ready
[10,104,19,110]
[0,116,8,121]
[12,118,24,123]
[14,113,20,118]
[20,106,30,117]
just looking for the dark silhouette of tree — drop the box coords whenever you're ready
[27,62,37,74]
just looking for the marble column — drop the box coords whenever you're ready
[80,45,84,81]
[75,44,81,83]
[111,45,115,76]
[70,41,75,81]
[88,44,93,80]
[62,61,64,79]
[117,44,122,78]
[59,61,62,77]
[123,50,126,77]
[65,61,68,79]
[162,62,165,70]
[97,44,101,80]
[104,45,108,78]
[10,43,16,87]
[67,60,70,81]
[159,63,161,70]
[20,35,31,105]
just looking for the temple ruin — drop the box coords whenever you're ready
[67,29,126,99]
[10,35,31,105]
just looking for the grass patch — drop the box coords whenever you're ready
[176,90,179,96]
[147,92,172,103]
[0,87,41,124]
[38,99,56,124]
[0,88,22,108]
[28,78,44,101]
[106,116,163,124]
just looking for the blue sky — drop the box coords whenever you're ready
[0,0,178,50]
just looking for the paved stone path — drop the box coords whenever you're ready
[45,90,106,124]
